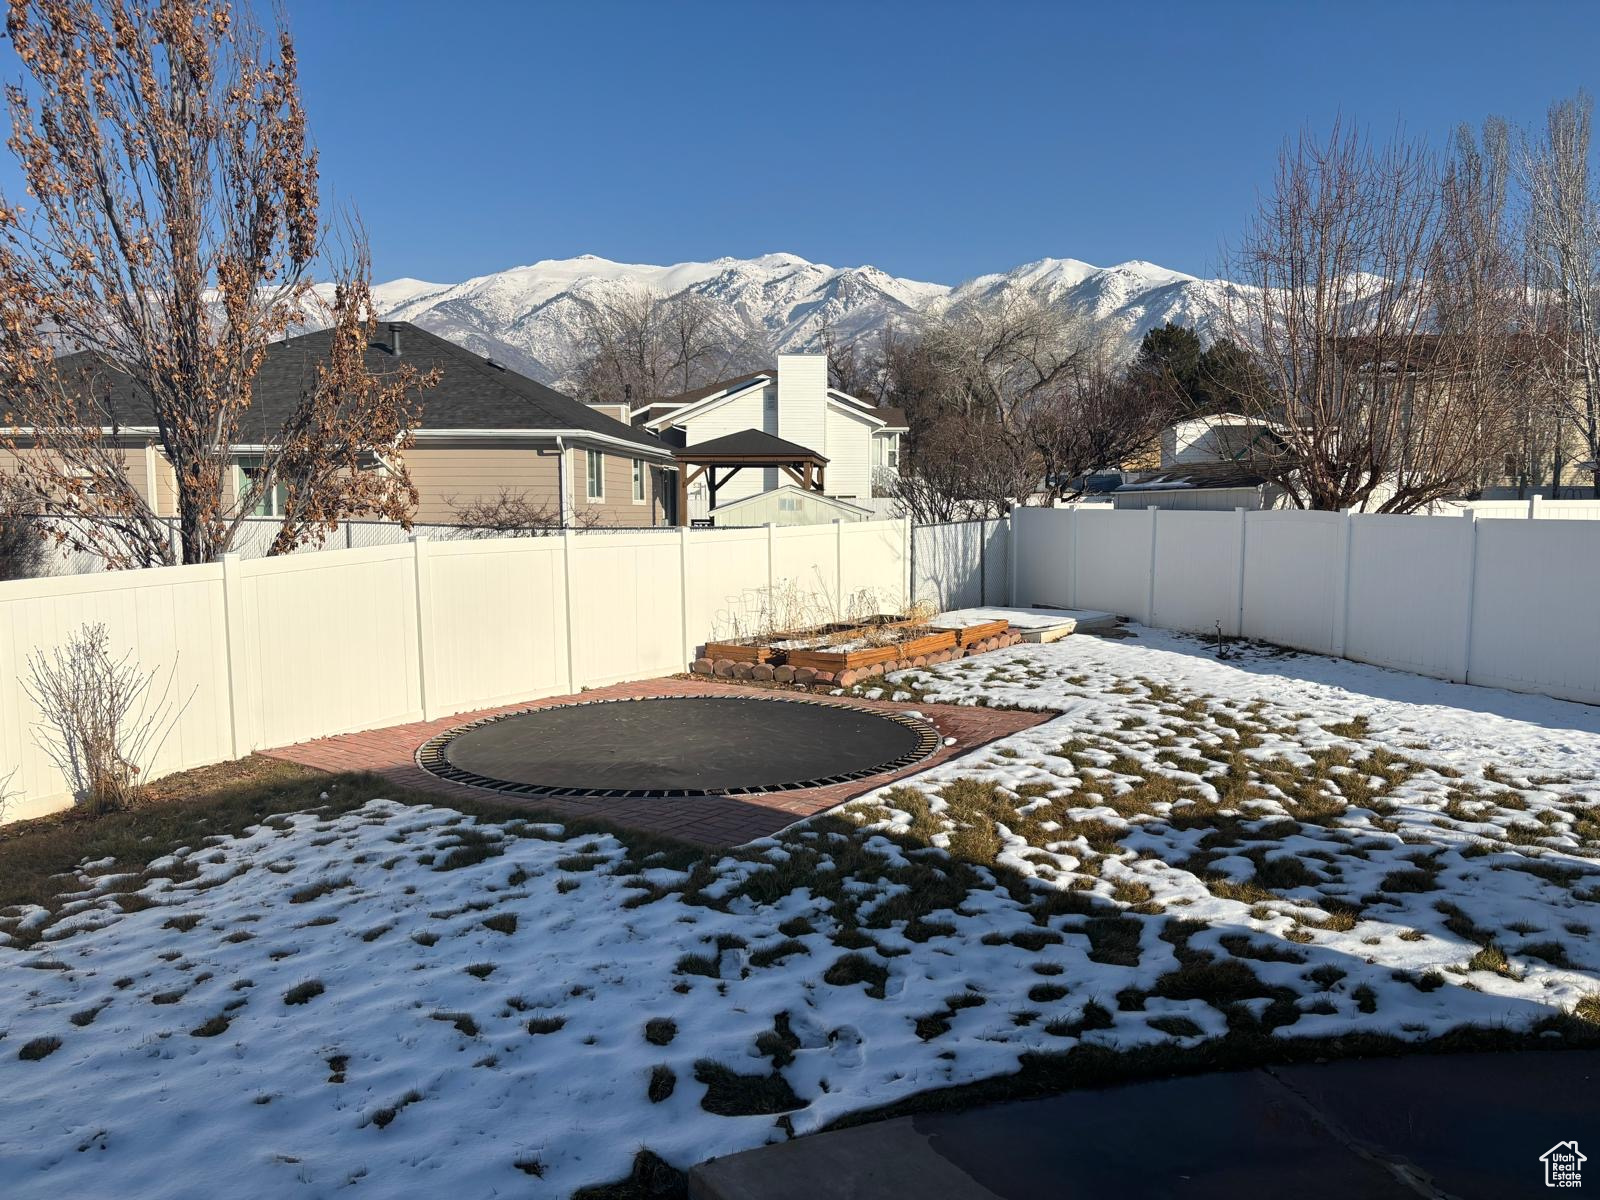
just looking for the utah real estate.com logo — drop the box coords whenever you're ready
[1542,1142,1586,1189]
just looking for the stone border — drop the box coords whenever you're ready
[689,629,1028,689]
[414,693,942,800]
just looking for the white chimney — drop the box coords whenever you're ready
[775,353,827,454]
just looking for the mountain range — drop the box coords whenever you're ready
[353,252,1239,388]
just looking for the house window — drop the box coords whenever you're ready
[632,459,646,503]
[237,456,287,517]
[886,437,900,470]
[586,449,605,501]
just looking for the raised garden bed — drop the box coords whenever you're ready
[931,617,1011,647]
[784,628,959,672]
[701,637,783,665]
[705,616,913,666]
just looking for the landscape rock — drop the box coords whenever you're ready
[713,659,735,678]
[690,658,713,675]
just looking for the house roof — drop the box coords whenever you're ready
[48,322,672,456]
[677,429,827,462]
[1117,464,1271,492]
[869,406,908,430]
[651,371,771,409]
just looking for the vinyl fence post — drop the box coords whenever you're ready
[1006,514,1019,607]
[561,528,578,693]
[1232,507,1248,638]
[902,515,913,609]
[410,535,438,721]
[1332,508,1354,658]
[1458,509,1479,684]
[979,520,988,607]
[1145,506,1159,627]
[833,519,845,616]
[1529,493,1543,520]
[1069,506,1081,611]
[765,522,776,604]
[220,553,250,757]
[680,525,693,668]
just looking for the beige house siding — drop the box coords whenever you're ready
[402,446,564,524]
[568,446,668,528]
[5,440,670,529]
[0,443,175,514]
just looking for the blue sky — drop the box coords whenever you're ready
[9,1,1600,285]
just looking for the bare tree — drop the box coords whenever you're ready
[819,319,890,402]
[1520,92,1600,496]
[885,293,1121,515]
[1223,121,1517,512]
[0,0,433,567]
[572,288,753,405]
[1029,349,1181,505]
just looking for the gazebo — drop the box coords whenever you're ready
[673,429,828,525]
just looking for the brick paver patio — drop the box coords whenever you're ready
[261,676,1051,845]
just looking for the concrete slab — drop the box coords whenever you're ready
[932,606,1119,643]
[687,1050,1600,1200]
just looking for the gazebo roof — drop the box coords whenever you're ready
[676,429,827,464]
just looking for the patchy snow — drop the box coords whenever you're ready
[3,627,1600,1197]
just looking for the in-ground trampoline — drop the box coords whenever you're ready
[417,694,941,799]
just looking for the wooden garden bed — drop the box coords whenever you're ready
[933,617,1011,647]
[702,638,783,665]
[705,616,913,665]
[784,628,959,672]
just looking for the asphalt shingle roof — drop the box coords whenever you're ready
[50,323,669,454]
[678,429,828,462]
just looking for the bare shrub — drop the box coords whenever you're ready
[449,490,600,538]
[23,624,184,814]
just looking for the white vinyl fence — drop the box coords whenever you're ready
[0,519,913,823]
[19,515,757,579]
[911,518,1012,610]
[1427,496,1600,520]
[1013,505,1600,707]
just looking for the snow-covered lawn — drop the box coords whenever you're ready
[5,628,1600,1198]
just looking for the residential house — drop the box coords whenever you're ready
[1112,413,1289,511]
[5,323,678,530]
[632,354,907,521]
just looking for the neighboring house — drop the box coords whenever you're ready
[634,354,906,520]
[1112,413,1290,511]
[4,323,678,530]
[1160,413,1282,468]
[1112,464,1290,511]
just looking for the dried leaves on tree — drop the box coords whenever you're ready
[0,0,434,567]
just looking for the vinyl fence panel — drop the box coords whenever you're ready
[0,565,233,822]
[1239,511,1345,656]
[1342,514,1474,681]
[234,544,424,751]
[1467,518,1600,705]
[1151,510,1244,636]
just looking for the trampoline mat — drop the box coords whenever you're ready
[416,695,940,798]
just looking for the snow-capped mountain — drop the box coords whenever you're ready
[356,252,1233,386]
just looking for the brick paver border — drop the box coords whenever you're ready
[261,676,1053,846]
